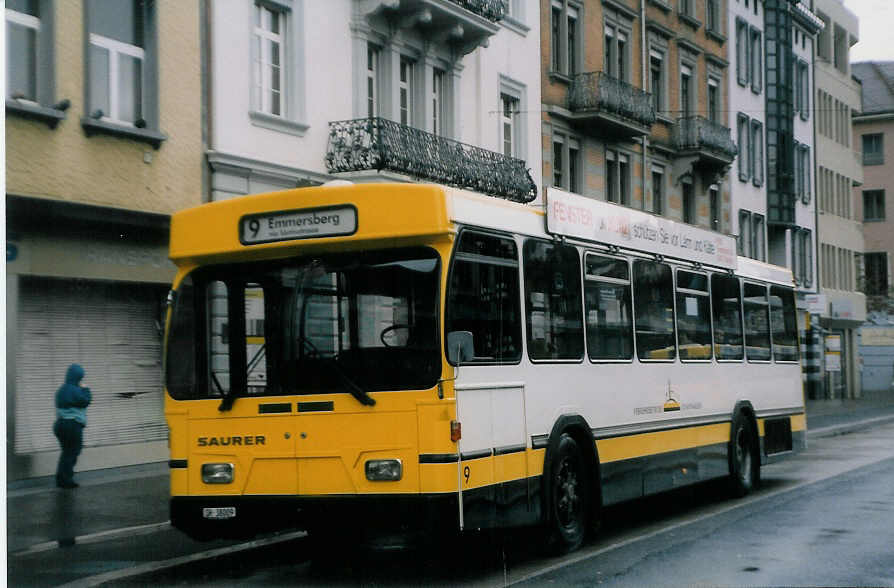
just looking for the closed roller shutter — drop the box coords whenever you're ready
[15,277,168,453]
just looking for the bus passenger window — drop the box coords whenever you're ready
[446,232,522,363]
[633,260,675,360]
[166,275,197,399]
[676,270,712,360]
[584,254,632,360]
[208,280,231,396]
[711,274,744,360]
[770,286,799,362]
[743,283,771,361]
[523,240,584,361]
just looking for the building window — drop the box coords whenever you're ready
[650,49,665,114]
[737,113,750,182]
[863,133,884,165]
[432,69,444,136]
[501,93,519,157]
[751,119,763,186]
[864,252,889,296]
[680,63,693,117]
[252,3,285,116]
[553,135,564,188]
[706,0,719,32]
[88,0,147,124]
[750,26,762,94]
[709,185,720,230]
[568,137,580,193]
[551,1,580,76]
[679,0,695,18]
[606,149,630,206]
[795,60,809,120]
[736,18,749,86]
[682,180,695,224]
[753,213,765,261]
[399,57,414,126]
[652,165,664,215]
[366,45,378,117]
[800,145,811,204]
[739,210,752,256]
[6,0,40,102]
[707,77,720,123]
[864,190,886,221]
[833,23,847,74]
[604,22,629,82]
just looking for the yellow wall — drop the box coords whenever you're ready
[5,0,203,215]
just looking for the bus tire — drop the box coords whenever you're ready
[544,433,588,555]
[729,411,760,497]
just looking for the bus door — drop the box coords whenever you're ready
[446,229,528,529]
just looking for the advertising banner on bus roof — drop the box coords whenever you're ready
[545,188,737,271]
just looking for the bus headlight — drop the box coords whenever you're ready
[365,459,402,481]
[201,463,234,484]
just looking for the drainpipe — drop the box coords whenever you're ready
[641,0,648,211]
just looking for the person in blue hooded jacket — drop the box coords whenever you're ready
[54,364,91,489]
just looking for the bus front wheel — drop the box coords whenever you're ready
[545,433,588,554]
[729,411,760,497]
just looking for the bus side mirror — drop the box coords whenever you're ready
[447,331,475,365]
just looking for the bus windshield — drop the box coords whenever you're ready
[165,247,441,402]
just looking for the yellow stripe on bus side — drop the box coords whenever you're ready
[596,423,731,464]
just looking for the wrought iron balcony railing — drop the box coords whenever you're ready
[673,116,738,160]
[568,72,656,128]
[451,0,507,22]
[326,117,537,203]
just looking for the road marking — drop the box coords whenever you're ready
[12,522,172,556]
[56,530,308,588]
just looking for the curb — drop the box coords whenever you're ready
[806,414,894,439]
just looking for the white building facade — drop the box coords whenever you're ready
[206,0,542,203]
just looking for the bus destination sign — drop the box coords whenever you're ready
[546,187,737,271]
[240,205,357,245]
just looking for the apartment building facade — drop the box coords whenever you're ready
[541,0,736,231]
[6,0,203,478]
[853,60,894,393]
[206,0,541,205]
[814,0,864,399]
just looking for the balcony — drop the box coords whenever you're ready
[673,115,737,164]
[325,117,537,203]
[567,72,656,138]
[357,0,504,55]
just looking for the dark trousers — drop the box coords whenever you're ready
[54,419,84,486]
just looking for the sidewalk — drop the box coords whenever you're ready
[8,392,894,556]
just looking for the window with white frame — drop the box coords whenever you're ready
[798,60,809,121]
[736,18,749,86]
[606,149,630,206]
[501,93,519,157]
[706,0,719,33]
[604,20,630,82]
[793,140,802,199]
[432,69,445,136]
[88,0,147,125]
[750,26,762,93]
[800,144,811,204]
[399,57,415,126]
[752,213,766,261]
[751,119,763,186]
[737,113,750,181]
[6,0,40,102]
[709,185,720,230]
[252,3,284,116]
[366,45,378,118]
[738,210,752,256]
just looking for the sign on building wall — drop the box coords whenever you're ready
[825,334,841,372]
[545,188,738,270]
[861,327,894,346]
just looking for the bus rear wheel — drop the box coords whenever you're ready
[545,433,588,555]
[729,412,760,497]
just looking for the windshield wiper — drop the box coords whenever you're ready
[299,337,375,407]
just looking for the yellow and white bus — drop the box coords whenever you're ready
[164,183,804,552]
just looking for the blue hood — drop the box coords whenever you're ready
[65,364,85,386]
